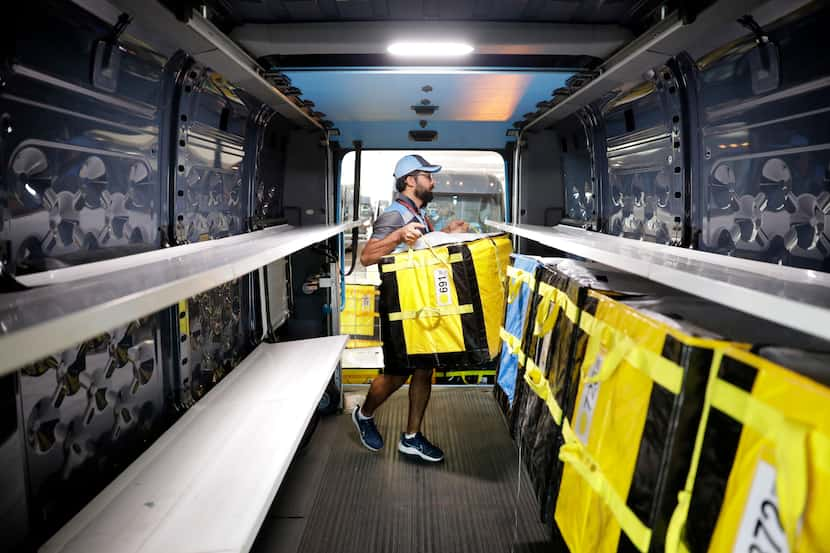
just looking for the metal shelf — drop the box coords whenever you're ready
[487,221,830,342]
[109,0,323,130]
[0,222,357,376]
[523,0,771,131]
[41,335,348,553]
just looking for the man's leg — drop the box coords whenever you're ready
[398,368,444,461]
[406,368,433,434]
[352,373,408,452]
[361,373,408,416]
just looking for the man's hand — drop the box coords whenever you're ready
[398,222,426,246]
[444,220,470,233]
[360,222,425,267]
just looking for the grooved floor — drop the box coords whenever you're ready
[252,387,551,553]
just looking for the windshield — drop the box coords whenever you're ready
[341,150,506,235]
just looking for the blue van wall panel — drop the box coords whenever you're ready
[251,107,290,228]
[171,64,258,404]
[696,3,830,270]
[2,17,167,274]
[599,65,686,245]
[172,65,251,244]
[0,373,29,550]
[19,316,166,531]
[561,113,598,230]
[0,2,177,541]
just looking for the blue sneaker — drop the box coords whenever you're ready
[352,405,383,451]
[398,432,444,462]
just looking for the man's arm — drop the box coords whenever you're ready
[360,222,425,266]
[360,231,402,267]
[444,220,470,233]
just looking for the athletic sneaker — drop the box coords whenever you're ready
[352,405,383,451]
[398,432,444,462]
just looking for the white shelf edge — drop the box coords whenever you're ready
[40,335,348,553]
[488,221,830,343]
[16,225,293,287]
[0,222,357,375]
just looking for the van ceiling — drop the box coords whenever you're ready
[224,0,663,28]
[282,69,572,149]
[213,0,666,149]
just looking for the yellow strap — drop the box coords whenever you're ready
[488,237,508,286]
[579,314,683,395]
[558,292,580,325]
[345,288,379,297]
[533,285,560,337]
[506,260,538,304]
[499,327,526,366]
[626,348,684,395]
[523,360,550,402]
[665,349,722,553]
[710,378,810,549]
[344,311,380,319]
[533,283,579,335]
[560,420,653,553]
[665,490,692,553]
[580,316,605,375]
[507,276,524,304]
[579,310,600,335]
[388,304,474,321]
[381,252,464,273]
[523,358,564,425]
[583,333,635,383]
[436,369,496,378]
[506,265,536,287]
[421,233,460,273]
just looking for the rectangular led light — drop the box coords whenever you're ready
[387,42,474,57]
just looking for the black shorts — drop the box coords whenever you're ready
[380,341,434,377]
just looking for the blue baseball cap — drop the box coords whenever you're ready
[393,154,442,179]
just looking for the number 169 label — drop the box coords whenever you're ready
[434,269,451,306]
[732,460,789,553]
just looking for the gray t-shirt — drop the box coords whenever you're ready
[370,210,407,240]
[370,194,428,240]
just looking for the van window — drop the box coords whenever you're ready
[340,150,506,236]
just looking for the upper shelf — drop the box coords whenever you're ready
[486,221,830,343]
[0,222,358,376]
[110,0,323,130]
[523,0,770,130]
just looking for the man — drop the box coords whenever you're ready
[353,154,468,462]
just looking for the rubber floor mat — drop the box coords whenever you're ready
[296,387,551,553]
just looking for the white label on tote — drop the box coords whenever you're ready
[433,269,451,306]
[732,460,789,553]
[574,355,602,445]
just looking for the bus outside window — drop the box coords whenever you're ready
[341,150,506,239]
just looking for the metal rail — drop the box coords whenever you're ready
[0,222,359,375]
[486,221,830,343]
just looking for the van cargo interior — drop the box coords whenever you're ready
[2,1,830,552]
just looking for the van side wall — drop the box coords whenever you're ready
[0,2,330,548]
[524,3,830,273]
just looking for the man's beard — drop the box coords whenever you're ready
[415,184,433,206]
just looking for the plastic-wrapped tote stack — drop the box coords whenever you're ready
[377,232,512,372]
[340,284,382,348]
[495,257,830,553]
[494,253,542,415]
